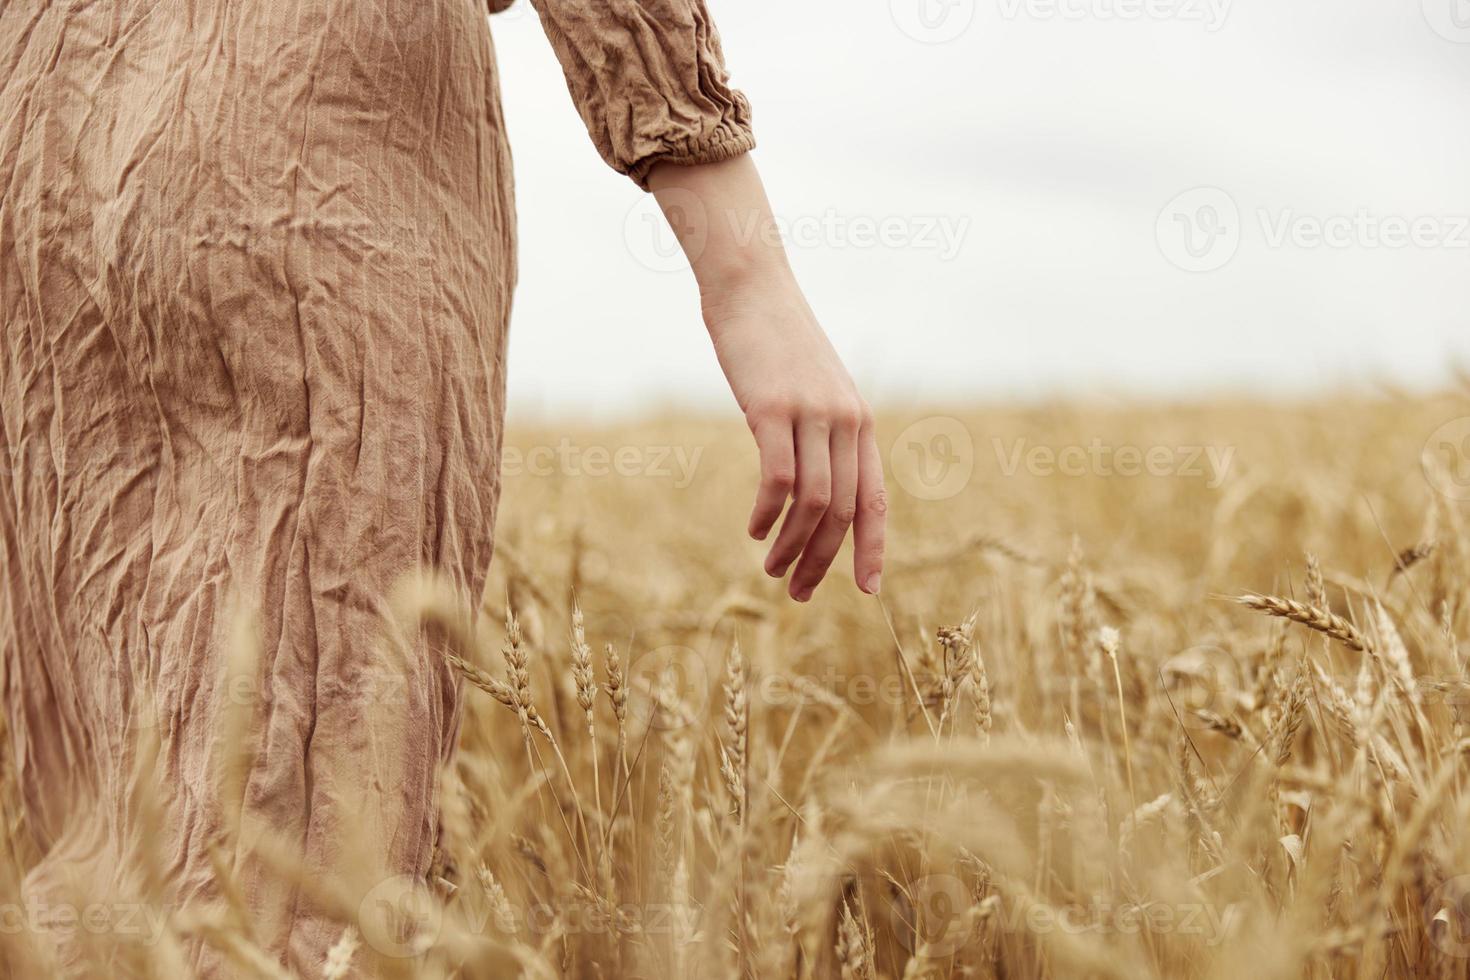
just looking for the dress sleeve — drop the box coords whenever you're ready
[525,0,756,189]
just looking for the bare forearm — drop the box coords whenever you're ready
[645,155,887,601]
[647,155,795,309]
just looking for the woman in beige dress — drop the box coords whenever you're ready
[0,0,886,972]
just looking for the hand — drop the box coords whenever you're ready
[646,155,886,601]
[703,274,887,601]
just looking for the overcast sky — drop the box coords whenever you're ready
[489,0,1470,419]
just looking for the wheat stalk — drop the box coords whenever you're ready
[1232,593,1373,652]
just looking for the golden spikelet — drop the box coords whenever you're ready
[1233,593,1373,652]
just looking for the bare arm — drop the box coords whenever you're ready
[647,155,886,601]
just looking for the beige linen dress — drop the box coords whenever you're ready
[0,0,752,972]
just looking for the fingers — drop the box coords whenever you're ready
[748,416,796,540]
[763,419,832,581]
[788,417,860,601]
[749,397,882,602]
[852,415,887,594]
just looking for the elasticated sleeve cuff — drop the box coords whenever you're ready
[528,1,756,189]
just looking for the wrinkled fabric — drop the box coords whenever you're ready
[529,0,755,187]
[0,0,751,974]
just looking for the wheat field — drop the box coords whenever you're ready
[4,390,1470,979]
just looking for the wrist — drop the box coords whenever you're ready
[696,249,796,312]
[647,156,797,302]
[699,266,815,350]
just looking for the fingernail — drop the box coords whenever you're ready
[863,573,881,595]
[794,589,812,603]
